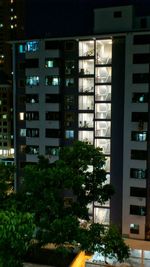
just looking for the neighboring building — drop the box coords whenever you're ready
[12,5,150,246]
[0,71,14,160]
[0,0,25,76]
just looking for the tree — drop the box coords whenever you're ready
[78,224,130,263]
[0,163,15,210]
[0,210,35,267]
[16,141,114,244]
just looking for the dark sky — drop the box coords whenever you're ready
[26,0,150,38]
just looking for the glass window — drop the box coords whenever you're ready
[26,76,39,86]
[65,78,74,87]
[130,224,139,234]
[96,39,112,65]
[79,113,94,128]
[133,73,150,83]
[26,94,39,103]
[95,103,111,119]
[79,59,94,75]
[95,85,111,101]
[131,150,147,160]
[65,130,74,139]
[78,131,93,144]
[130,168,146,179]
[130,205,146,216]
[65,60,75,74]
[20,129,26,137]
[79,95,94,110]
[133,54,150,64]
[45,129,60,138]
[45,76,60,86]
[26,128,39,137]
[131,131,147,141]
[25,112,39,120]
[25,58,39,68]
[132,112,148,122]
[45,94,60,103]
[132,93,148,103]
[45,112,60,120]
[130,187,146,198]
[79,78,94,93]
[65,95,75,110]
[45,146,59,156]
[94,207,110,224]
[133,34,150,45]
[79,40,94,57]
[45,58,59,68]
[26,41,39,52]
[95,67,112,83]
[26,145,39,155]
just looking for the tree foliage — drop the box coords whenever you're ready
[0,210,35,267]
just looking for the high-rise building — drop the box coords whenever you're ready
[12,4,150,260]
[0,0,25,75]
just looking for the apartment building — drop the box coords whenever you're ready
[12,5,150,247]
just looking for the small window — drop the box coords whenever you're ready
[131,131,147,141]
[130,168,146,179]
[113,11,122,18]
[45,112,60,120]
[45,146,59,156]
[132,112,148,122]
[25,58,39,68]
[132,93,148,103]
[133,73,150,83]
[65,130,74,139]
[45,76,60,86]
[65,78,74,87]
[45,129,61,138]
[133,34,150,45]
[130,224,139,234]
[45,94,60,103]
[141,18,147,29]
[26,76,39,86]
[130,205,146,216]
[131,149,147,160]
[65,41,75,51]
[130,187,146,198]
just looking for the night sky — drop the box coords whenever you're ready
[26,0,150,38]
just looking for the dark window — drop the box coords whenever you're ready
[45,94,60,103]
[25,112,39,120]
[131,150,147,160]
[45,129,61,138]
[133,35,150,45]
[65,60,76,75]
[130,205,146,216]
[26,128,39,137]
[132,93,148,103]
[26,94,39,103]
[65,78,75,87]
[131,131,147,141]
[133,73,150,83]
[133,54,150,64]
[65,112,75,127]
[45,146,60,156]
[65,41,75,51]
[25,145,39,155]
[132,112,148,122]
[130,187,146,198]
[25,58,39,68]
[130,224,139,234]
[65,95,75,110]
[113,11,122,18]
[45,41,61,49]
[45,112,60,120]
[141,18,147,28]
[130,168,146,179]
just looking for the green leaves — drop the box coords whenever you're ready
[0,210,35,267]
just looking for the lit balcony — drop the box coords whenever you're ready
[96,39,112,65]
[79,78,94,93]
[95,85,111,101]
[79,40,94,57]
[95,67,112,83]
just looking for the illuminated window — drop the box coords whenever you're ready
[26,76,39,86]
[65,130,74,139]
[19,113,24,120]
